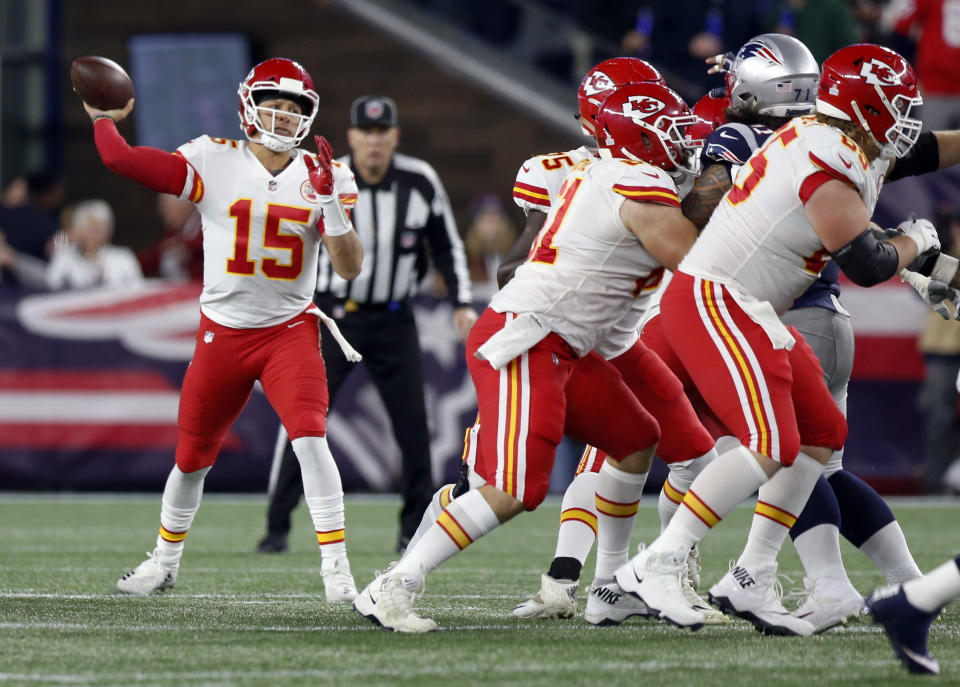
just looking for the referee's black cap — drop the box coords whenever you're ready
[350,95,399,128]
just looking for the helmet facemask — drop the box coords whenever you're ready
[238,78,319,152]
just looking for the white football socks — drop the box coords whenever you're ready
[554,471,599,566]
[903,558,960,612]
[652,443,768,554]
[394,489,500,576]
[860,521,923,584]
[292,436,347,559]
[738,452,823,568]
[594,461,648,580]
[155,464,210,567]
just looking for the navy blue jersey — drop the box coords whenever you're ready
[703,121,841,314]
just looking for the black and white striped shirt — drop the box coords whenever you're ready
[316,152,472,307]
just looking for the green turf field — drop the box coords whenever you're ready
[1,494,958,686]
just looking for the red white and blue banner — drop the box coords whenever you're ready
[0,275,933,494]
[0,283,479,493]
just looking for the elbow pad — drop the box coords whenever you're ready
[831,229,900,287]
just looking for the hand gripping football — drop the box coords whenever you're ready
[70,56,135,110]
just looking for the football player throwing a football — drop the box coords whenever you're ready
[82,58,364,603]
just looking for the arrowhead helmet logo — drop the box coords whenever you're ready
[583,71,614,96]
[623,95,666,119]
[860,58,903,87]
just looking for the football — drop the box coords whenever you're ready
[70,56,135,111]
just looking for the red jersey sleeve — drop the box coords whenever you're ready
[93,118,194,197]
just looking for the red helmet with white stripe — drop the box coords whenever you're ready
[816,44,922,158]
[595,82,704,176]
[577,58,663,136]
[237,58,319,152]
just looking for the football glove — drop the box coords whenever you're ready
[706,51,735,75]
[898,215,941,258]
[900,269,960,320]
[305,134,335,198]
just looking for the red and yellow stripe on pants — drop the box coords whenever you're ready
[754,500,797,529]
[159,526,188,543]
[316,529,345,546]
[576,445,606,475]
[595,494,639,519]
[437,509,473,550]
[439,485,454,509]
[560,507,598,535]
[695,277,776,459]
[495,352,530,502]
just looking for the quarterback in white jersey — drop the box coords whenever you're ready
[176,135,357,328]
[84,57,364,604]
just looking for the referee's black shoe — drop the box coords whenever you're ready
[256,532,288,554]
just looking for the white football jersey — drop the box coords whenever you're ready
[175,136,358,328]
[512,147,594,216]
[491,157,680,357]
[681,116,889,314]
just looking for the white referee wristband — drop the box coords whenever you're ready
[320,197,352,237]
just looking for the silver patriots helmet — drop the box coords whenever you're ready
[727,33,820,118]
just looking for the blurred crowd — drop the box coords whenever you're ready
[0,172,202,291]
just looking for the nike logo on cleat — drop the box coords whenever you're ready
[593,587,623,604]
[731,566,756,588]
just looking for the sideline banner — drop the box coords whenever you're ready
[0,276,931,494]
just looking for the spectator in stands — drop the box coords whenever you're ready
[462,193,518,301]
[138,194,203,281]
[885,0,960,130]
[917,213,960,493]
[46,199,143,290]
[0,171,64,267]
[630,0,766,100]
[764,0,858,63]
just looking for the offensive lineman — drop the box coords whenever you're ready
[615,44,940,634]
[353,81,706,632]
[83,58,364,602]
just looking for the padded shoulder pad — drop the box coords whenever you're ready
[801,121,869,192]
[703,123,770,165]
[607,160,681,208]
[512,154,555,213]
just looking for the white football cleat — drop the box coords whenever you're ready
[708,561,815,636]
[583,578,652,626]
[116,550,177,596]
[512,574,577,619]
[615,545,705,630]
[353,571,438,633]
[321,556,358,602]
[790,576,864,633]
[686,543,702,591]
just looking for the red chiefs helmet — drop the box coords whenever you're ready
[595,82,704,176]
[687,89,729,141]
[816,44,922,158]
[577,57,664,136]
[237,58,320,152]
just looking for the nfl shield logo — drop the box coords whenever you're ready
[268,179,278,191]
[365,100,385,119]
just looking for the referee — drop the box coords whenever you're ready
[257,95,477,553]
